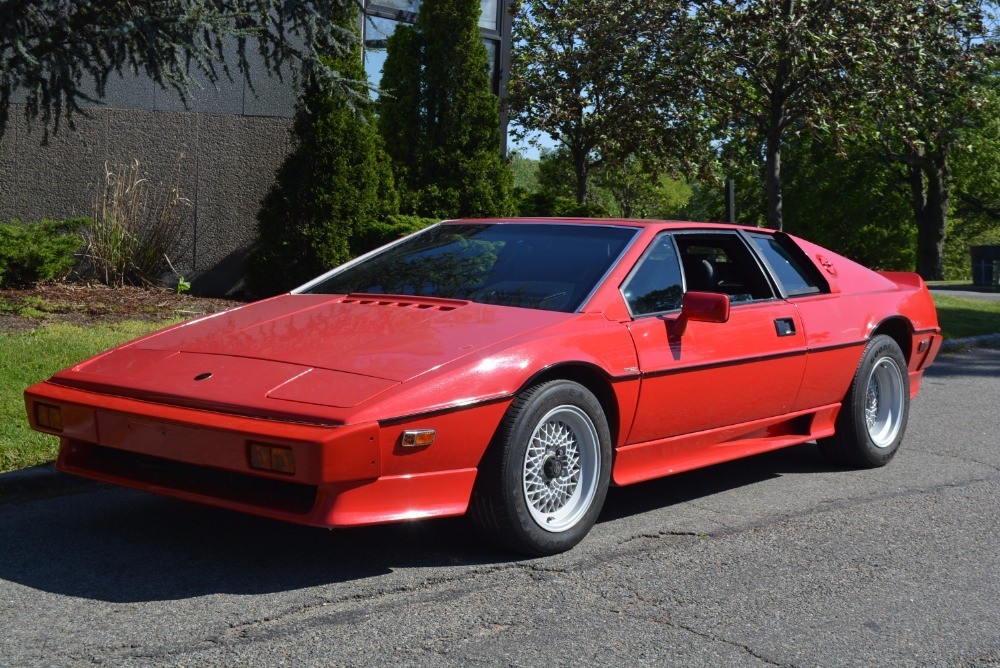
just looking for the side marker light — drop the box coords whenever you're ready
[401,429,436,448]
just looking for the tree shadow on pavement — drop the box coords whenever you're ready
[925,347,1000,379]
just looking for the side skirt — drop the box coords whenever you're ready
[612,404,841,486]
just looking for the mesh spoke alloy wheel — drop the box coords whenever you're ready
[521,405,600,533]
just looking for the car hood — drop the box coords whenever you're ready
[51,294,570,417]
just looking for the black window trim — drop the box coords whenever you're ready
[575,225,645,313]
[620,229,786,321]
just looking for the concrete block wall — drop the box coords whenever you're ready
[0,54,299,296]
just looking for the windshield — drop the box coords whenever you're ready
[304,223,638,312]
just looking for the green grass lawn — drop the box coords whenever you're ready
[0,320,175,472]
[931,294,1000,340]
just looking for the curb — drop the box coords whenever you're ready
[0,463,105,505]
[1,333,998,506]
[940,333,1000,353]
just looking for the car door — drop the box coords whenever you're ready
[744,231,859,412]
[622,231,807,444]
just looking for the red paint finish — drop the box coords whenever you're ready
[624,299,807,443]
[24,219,942,532]
[129,296,571,382]
[27,383,382,485]
[320,469,479,526]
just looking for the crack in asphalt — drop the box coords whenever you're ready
[957,650,1000,667]
[706,474,999,539]
[616,473,998,550]
[906,447,1000,473]
[578,572,794,668]
[667,622,794,668]
[68,562,585,663]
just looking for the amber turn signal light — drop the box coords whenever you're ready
[248,442,296,474]
[401,429,435,448]
[35,403,63,432]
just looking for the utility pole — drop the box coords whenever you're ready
[725,179,736,224]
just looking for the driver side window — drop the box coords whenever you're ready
[675,233,774,303]
[621,234,684,317]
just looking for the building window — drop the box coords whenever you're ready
[363,0,506,95]
[371,0,421,12]
[479,0,499,31]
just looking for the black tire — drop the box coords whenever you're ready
[470,380,612,556]
[819,334,910,468]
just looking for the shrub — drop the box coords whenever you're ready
[0,219,86,288]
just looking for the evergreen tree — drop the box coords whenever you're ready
[248,8,398,296]
[378,0,513,218]
[377,26,424,212]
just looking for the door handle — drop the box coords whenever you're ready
[774,318,796,337]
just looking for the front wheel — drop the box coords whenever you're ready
[470,380,612,556]
[820,335,910,468]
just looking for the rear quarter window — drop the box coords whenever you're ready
[749,234,826,297]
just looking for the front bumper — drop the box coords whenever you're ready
[25,381,476,527]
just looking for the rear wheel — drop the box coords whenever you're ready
[470,380,611,556]
[819,335,910,468]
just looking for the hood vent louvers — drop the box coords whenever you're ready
[339,295,464,312]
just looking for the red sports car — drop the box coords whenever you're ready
[25,219,942,555]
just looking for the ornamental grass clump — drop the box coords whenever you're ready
[86,159,191,287]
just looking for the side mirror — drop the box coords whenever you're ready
[680,291,730,324]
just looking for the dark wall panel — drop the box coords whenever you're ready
[0,104,294,296]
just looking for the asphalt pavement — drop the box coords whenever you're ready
[928,285,1000,302]
[1,348,998,667]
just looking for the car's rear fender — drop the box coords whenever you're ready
[866,315,942,397]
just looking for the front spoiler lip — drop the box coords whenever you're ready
[57,443,476,528]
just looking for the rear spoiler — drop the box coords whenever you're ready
[877,271,927,291]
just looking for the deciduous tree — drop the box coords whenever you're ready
[509,0,702,206]
[858,0,994,279]
[678,0,883,231]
